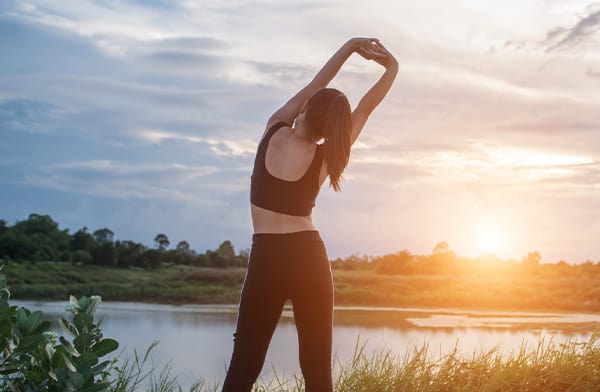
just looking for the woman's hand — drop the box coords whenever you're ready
[354,39,397,69]
[370,41,398,69]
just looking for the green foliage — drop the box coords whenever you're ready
[0,268,119,391]
[93,228,114,245]
[0,214,70,262]
[154,233,170,251]
[1,213,251,270]
[71,227,95,253]
[175,241,190,254]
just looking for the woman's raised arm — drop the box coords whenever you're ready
[266,38,379,131]
[350,42,398,145]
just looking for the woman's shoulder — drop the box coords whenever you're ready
[260,119,290,141]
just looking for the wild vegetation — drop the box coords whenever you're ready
[3,267,600,391]
[0,267,119,391]
[0,214,247,270]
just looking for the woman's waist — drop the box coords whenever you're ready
[251,203,317,234]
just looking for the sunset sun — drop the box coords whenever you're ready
[476,226,502,255]
[467,218,510,257]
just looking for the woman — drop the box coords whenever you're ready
[223,37,398,392]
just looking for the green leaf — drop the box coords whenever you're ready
[25,310,43,333]
[68,370,85,388]
[73,332,91,353]
[59,317,79,338]
[0,366,20,375]
[91,338,118,357]
[77,351,99,367]
[16,334,45,350]
[90,360,110,375]
[62,353,77,372]
[45,343,55,362]
[78,296,91,313]
[60,336,81,357]
[74,313,93,332]
[15,308,29,329]
[33,320,51,335]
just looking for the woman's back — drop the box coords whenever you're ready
[250,122,327,234]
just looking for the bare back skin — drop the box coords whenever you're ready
[251,123,329,234]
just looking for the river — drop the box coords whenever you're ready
[13,300,600,389]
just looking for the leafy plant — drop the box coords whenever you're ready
[0,265,119,391]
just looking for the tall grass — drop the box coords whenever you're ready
[333,334,600,392]
[110,334,600,391]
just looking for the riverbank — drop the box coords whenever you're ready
[4,261,600,312]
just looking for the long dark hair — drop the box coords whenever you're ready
[304,88,352,191]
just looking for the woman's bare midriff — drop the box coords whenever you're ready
[251,204,317,234]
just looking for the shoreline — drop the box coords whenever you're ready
[5,261,600,315]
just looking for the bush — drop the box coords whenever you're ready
[0,265,119,391]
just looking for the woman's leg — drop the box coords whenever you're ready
[222,243,286,392]
[290,240,334,392]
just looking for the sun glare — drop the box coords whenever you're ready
[468,217,511,258]
[477,227,502,255]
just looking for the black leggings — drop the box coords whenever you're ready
[222,230,334,392]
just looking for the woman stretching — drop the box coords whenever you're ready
[222,37,398,391]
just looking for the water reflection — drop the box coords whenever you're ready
[13,301,598,388]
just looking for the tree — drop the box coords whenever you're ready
[433,242,450,254]
[71,227,94,252]
[115,240,145,268]
[72,250,92,265]
[429,242,456,274]
[375,250,413,275]
[140,249,162,269]
[154,233,170,250]
[218,240,235,259]
[10,214,70,261]
[176,240,191,254]
[90,242,117,266]
[523,251,541,267]
[93,228,114,244]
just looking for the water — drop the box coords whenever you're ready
[13,300,599,388]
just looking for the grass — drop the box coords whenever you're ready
[332,335,600,392]
[334,334,600,392]
[4,261,600,312]
[107,334,600,391]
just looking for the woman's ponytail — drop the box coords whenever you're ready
[305,88,352,191]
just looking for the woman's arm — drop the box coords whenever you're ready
[266,38,378,130]
[350,42,398,145]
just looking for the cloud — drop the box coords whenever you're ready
[21,159,233,203]
[132,129,257,156]
[0,99,61,134]
[543,9,600,52]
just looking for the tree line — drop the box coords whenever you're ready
[2,213,599,278]
[0,213,247,269]
[331,241,600,278]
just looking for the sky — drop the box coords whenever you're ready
[1,0,599,262]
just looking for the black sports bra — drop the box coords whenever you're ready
[250,122,325,216]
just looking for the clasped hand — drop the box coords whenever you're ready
[348,37,397,68]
